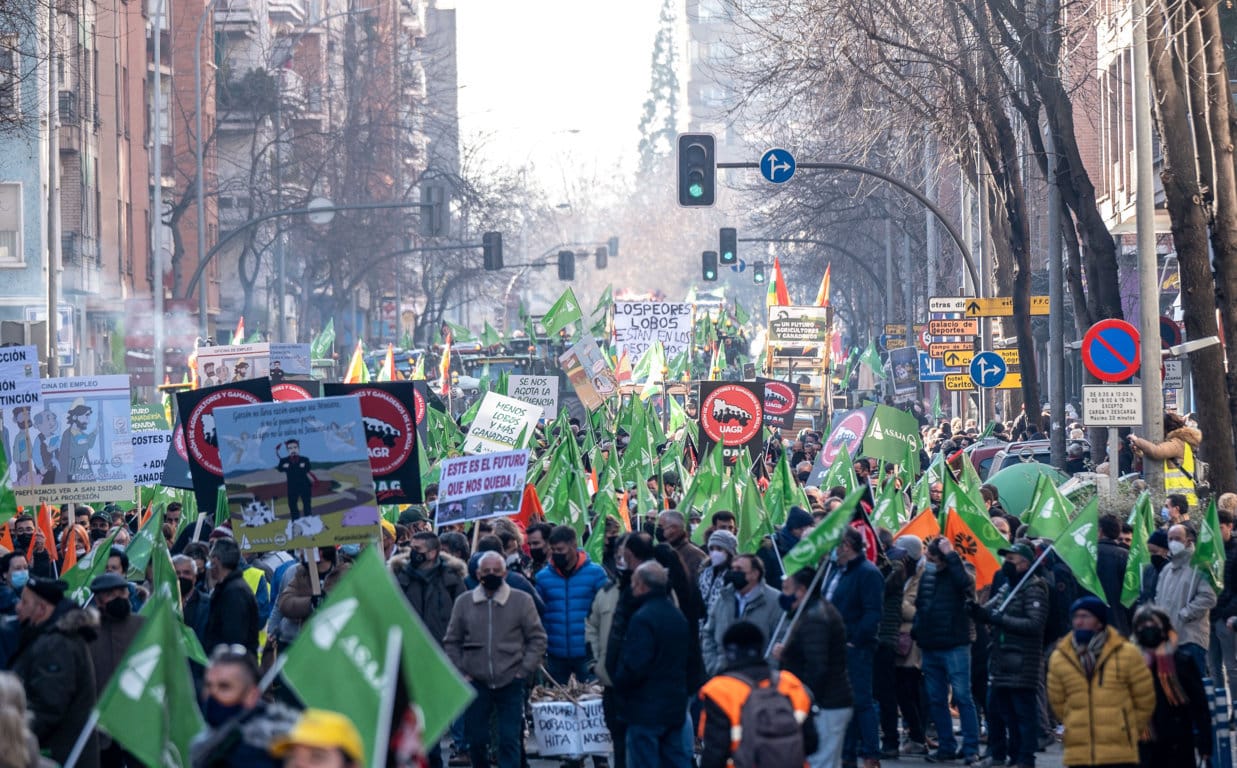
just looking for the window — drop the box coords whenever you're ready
[0,38,17,115]
[0,184,23,265]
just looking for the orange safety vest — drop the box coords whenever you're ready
[698,668,813,756]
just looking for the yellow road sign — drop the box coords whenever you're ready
[884,324,907,336]
[885,338,907,350]
[944,350,974,368]
[929,319,979,336]
[929,341,974,359]
[995,373,1023,390]
[963,296,1050,317]
[945,374,976,391]
[993,349,1020,365]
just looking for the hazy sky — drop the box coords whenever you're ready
[452,0,665,197]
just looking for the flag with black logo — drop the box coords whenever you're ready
[697,381,765,466]
[325,382,423,505]
[758,377,800,430]
[176,377,272,513]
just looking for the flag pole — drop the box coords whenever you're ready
[372,625,403,768]
[764,557,831,658]
[62,710,100,768]
[997,544,1054,612]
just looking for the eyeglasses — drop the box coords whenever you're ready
[210,643,251,661]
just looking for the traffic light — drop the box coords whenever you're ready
[677,133,716,207]
[719,227,737,265]
[608,237,619,258]
[557,250,575,281]
[595,247,608,270]
[482,232,503,270]
[702,251,718,282]
[753,262,766,284]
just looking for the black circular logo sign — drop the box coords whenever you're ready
[173,423,188,461]
[701,385,762,446]
[823,409,870,465]
[187,389,265,475]
[762,381,796,418]
[356,387,415,475]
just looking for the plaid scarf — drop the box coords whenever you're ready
[1073,630,1108,679]
[1143,633,1189,707]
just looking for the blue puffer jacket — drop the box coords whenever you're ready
[535,550,608,659]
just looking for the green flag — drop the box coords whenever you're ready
[125,504,165,580]
[684,448,726,543]
[1053,497,1106,601]
[143,540,209,665]
[281,548,475,757]
[445,321,475,342]
[481,321,502,348]
[859,340,885,378]
[931,388,943,420]
[585,490,625,565]
[0,440,17,528]
[765,451,804,529]
[96,597,204,768]
[1122,492,1154,608]
[543,288,584,337]
[214,483,230,527]
[820,446,858,495]
[943,469,1008,562]
[310,318,335,359]
[593,284,613,316]
[64,528,120,605]
[1023,474,1075,540]
[871,479,907,532]
[862,404,921,464]
[782,487,866,576]
[733,300,751,327]
[736,475,771,554]
[1192,497,1225,591]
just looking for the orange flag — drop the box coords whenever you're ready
[33,505,57,563]
[894,508,941,542]
[513,483,543,530]
[944,508,1000,590]
[0,523,13,554]
[815,263,832,307]
[60,525,90,572]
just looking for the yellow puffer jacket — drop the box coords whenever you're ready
[1047,627,1156,766]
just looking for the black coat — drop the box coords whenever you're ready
[758,527,798,588]
[779,597,852,709]
[11,600,100,768]
[1212,539,1237,623]
[1139,648,1212,768]
[611,591,690,727]
[396,556,466,644]
[979,572,1049,689]
[204,569,260,655]
[913,552,974,651]
[1096,538,1131,635]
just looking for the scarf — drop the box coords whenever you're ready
[1073,631,1108,679]
[1143,633,1189,707]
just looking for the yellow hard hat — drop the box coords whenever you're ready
[270,709,365,764]
[380,518,396,540]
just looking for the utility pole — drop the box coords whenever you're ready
[46,0,60,377]
[1047,126,1066,468]
[884,219,894,328]
[152,0,166,384]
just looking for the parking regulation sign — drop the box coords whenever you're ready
[1082,319,1141,383]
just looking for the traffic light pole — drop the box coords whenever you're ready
[737,237,885,292]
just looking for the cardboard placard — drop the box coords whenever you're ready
[463,392,541,454]
[195,343,271,386]
[612,301,692,368]
[324,382,423,505]
[559,338,618,412]
[508,375,559,421]
[531,699,610,758]
[176,378,273,513]
[435,449,529,526]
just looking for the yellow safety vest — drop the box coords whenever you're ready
[1164,441,1198,510]
[242,567,269,652]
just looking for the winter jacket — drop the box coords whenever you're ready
[585,581,621,686]
[1047,626,1156,767]
[190,700,300,768]
[895,566,922,668]
[534,550,608,659]
[0,585,19,615]
[443,582,546,689]
[1132,427,1202,507]
[878,558,908,646]
[670,537,709,581]
[1139,646,1212,767]
[701,583,783,675]
[978,571,1048,689]
[273,561,349,645]
[826,555,884,649]
[697,660,818,768]
[394,554,467,643]
[462,559,545,616]
[1212,538,1237,623]
[11,600,100,768]
[205,569,260,655]
[1154,547,1217,649]
[757,527,798,588]
[913,552,975,651]
[611,590,690,727]
[698,562,728,617]
[89,613,146,695]
[779,596,853,709]
[1097,538,1132,635]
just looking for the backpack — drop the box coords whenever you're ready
[730,671,806,768]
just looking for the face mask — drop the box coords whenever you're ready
[340,544,361,558]
[104,597,131,621]
[178,577,195,598]
[1001,561,1020,582]
[1136,626,1164,648]
[1073,629,1095,645]
[1160,507,1171,521]
[615,557,628,572]
[778,593,797,612]
[89,529,108,542]
[709,550,728,567]
[724,570,748,590]
[551,552,574,572]
[796,471,811,484]
[407,551,427,567]
[924,561,938,573]
[14,534,31,552]
[528,547,546,563]
[1168,540,1187,556]
[1151,554,1169,571]
[203,698,246,728]
[8,570,27,590]
[654,527,667,543]
[480,573,503,591]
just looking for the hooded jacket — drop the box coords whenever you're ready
[779,596,853,709]
[534,550,608,659]
[611,590,690,726]
[913,552,975,651]
[11,600,100,768]
[1154,546,1217,649]
[393,552,466,644]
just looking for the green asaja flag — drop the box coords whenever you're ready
[585,489,625,565]
[310,317,335,359]
[820,445,859,495]
[96,597,203,768]
[859,340,885,378]
[1122,492,1154,608]
[593,284,614,316]
[1052,496,1106,601]
[782,487,866,576]
[1023,473,1074,540]
[125,504,165,580]
[736,474,771,555]
[280,548,474,758]
[863,404,921,464]
[1192,496,1226,591]
[764,450,806,529]
[64,528,120,606]
[142,540,209,666]
[685,447,727,544]
[871,479,907,532]
[0,440,18,528]
[543,288,584,337]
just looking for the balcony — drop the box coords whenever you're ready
[217,0,259,34]
[268,0,307,25]
[58,90,82,153]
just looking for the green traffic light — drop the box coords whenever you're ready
[754,274,765,284]
[706,271,715,279]
[689,183,704,198]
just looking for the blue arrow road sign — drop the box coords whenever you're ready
[730,259,747,273]
[969,351,1008,388]
[760,148,796,184]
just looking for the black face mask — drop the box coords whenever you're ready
[1151,554,1169,572]
[103,597,131,621]
[551,552,574,572]
[480,573,503,591]
[724,570,748,590]
[796,471,811,484]
[654,527,668,543]
[407,551,427,567]
[89,529,108,542]
[203,698,246,728]
[178,577,195,599]
[14,534,31,552]
[1136,626,1165,648]
[1001,561,1020,583]
[529,547,547,563]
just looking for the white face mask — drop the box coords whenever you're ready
[709,550,728,568]
[1168,540,1187,556]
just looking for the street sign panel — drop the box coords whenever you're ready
[918,353,947,383]
[930,341,974,360]
[993,374,1023,390]
[885,324,907,336]
[928,319,978,336]
[760,148,796,184]
[962,296,1050,317]
[929,297,967,313]
[884,337,907,351]
[1081,319,1141,383]
[1160,315,1182,349]
[1082,385,1143,427]
[1163,358,1183,390]
[969,351,1008,388]
[944,374,976,391]
[943,350,974,368]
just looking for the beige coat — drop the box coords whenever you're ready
[443,582,547,689]
[895,565,922,669]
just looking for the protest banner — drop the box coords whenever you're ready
[531,698,610,757]
[176,378,273,513]
[889,346,919,395]
[508,375,558,421]
[324,382,423,505]
[767,306,831,359]
[268,343,311,381]
[435,449,529,526]
[194,343,270,386]
[559,338,618,412]
[411,380,430,446]
[160,409,194,490]
[612,301,692,368]
[15,375,134,506]
[0,345,42,485]
[807,407,875,486]
[214,395,379,552]
[862,403,922,464]
[758,378,801,430]
[697,381,765,465]
[131,404,172,488]
[462,392,540,454]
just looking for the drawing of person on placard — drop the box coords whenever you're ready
[275,438,317,520]
[11,406,35,484]
[57,400,99,482]
[31,407,59,485]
